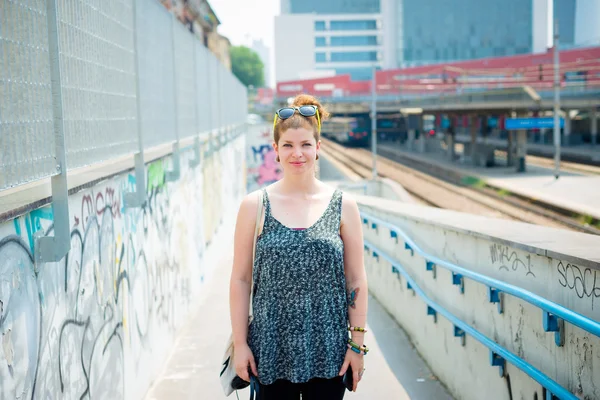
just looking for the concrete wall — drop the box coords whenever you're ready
[357,195,599,400]
[0,136,246,399]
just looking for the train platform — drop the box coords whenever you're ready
[143,196,453,400]
[454,134,600,164]
[377,142,600,221]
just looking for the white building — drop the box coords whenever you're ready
[251,39,272,87]
[275,0,395,83]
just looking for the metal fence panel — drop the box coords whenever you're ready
[195,42,211,133]
[218,65,226,126]
[135,0,176,148]
[173,22,196,139]
[0,0,57,190]
[207,53,220,131]
[57,0,138,169]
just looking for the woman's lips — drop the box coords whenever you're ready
[290,161,304,165]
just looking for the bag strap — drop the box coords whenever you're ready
[252,189,263,263]
[249,189,263,314]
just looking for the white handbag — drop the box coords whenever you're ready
[220,190,263,397]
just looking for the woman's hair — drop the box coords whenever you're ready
[273,94,330,143]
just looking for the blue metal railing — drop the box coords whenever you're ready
[360,211,600,400]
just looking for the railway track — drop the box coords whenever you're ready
[321,138,600,235]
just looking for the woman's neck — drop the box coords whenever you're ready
[279,172,319,195]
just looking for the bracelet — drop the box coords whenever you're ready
[347,339,369,354]
[347,343,368,355]
[348,326,367,333]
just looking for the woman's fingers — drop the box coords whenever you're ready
[236,364,250,382]
[352,365,360,392]
[249,354,258,377]
[338,357,350,376]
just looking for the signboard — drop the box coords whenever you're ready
[505,117,565,130]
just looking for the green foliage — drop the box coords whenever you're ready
[230,45,264,88]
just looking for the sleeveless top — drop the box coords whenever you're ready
[248,188,349,385]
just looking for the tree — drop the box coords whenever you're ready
[230,45,265,88]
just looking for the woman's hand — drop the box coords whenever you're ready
[234,343,258,382]
[338,348,365,392]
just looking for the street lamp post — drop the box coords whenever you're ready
[553,19,561,179]
[371,66,378,180]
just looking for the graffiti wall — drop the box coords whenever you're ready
[246,123,282,193]
[0,136,246,400]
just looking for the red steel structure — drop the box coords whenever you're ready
[276,46,600,99]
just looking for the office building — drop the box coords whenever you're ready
[396,0,552,67]
[275,0,396,82]
[275,0,579,82]
[574,0,600,47]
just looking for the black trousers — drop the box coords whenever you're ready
[256,376,346,400]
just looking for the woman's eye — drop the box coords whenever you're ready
[303,143,312,146]
[283,144,292,147]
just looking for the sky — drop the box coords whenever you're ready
[209,0,280,87]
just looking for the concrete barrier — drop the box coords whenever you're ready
[0,135,247,399]
[356,195,599,400]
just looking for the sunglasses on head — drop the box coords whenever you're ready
[273,105,321,133]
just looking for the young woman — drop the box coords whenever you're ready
[229,94,368,400]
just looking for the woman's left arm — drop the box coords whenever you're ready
[338,194,368,391]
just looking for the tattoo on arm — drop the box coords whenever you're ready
[347,287,360,309]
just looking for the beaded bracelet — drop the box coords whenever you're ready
[347,339,369,354]
[347,343,368,355]
[348,326,367,333]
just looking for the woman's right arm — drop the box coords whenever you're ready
[229,192,260,380]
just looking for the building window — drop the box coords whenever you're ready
[315,21,326,31]
[330,20,377,31]
[315,37,327,47]
[330,36,378,46]
[290,0,380,14]
[315,52,327,62]
[330,51,377,62]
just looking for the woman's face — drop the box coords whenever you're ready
[274,127,320,174]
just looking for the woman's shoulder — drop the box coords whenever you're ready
[240,184,277,210]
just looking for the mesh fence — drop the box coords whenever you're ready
[173,21,196,139]
[135,0,177,149]
[0,0,56,190]
[1,0,247,192]
[58,0,138,170]
[195,41,212,133]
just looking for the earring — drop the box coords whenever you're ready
[316,154,319,160]
[276,155,280,162]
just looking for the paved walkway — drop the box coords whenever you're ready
[378,142,600,220]
[143,204,453,400]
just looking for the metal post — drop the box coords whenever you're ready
[166,13,181,182]
[553,19,561,179]
[371,66,377,179]
[592,108,598,146]
[124,0,147,208]
[35,0,71,263]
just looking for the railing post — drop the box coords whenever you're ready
[36,0,70,263]
[166,12,180,182]
[124,0,147,209]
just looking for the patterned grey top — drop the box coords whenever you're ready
[248,188,349,385]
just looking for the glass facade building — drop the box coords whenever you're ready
[399,0,536,66]
[288,0,380,14]
[554,0,575,47]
